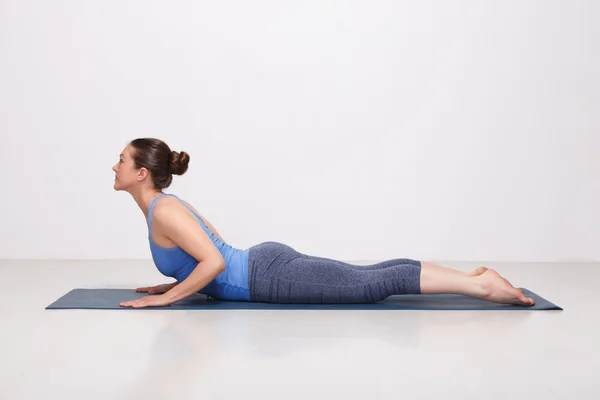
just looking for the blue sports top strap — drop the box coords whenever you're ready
[148,193,170,231]
[170,195,207,228]
[148,193,206,231]
[173,196,200,218]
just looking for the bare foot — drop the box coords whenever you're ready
[475,269,535,306]
[467,266,488,276]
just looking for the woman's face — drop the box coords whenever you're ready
[112,145,140,191]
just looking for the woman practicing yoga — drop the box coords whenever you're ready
[114,138,535,308]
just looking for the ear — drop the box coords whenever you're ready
[137,167,150,182]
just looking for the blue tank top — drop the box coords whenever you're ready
[147,193,250,301]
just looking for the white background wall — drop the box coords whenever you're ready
[1,0,598,262]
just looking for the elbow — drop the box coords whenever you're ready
[214,259,226,273]
[217,263,226,273]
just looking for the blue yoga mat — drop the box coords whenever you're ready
[45,288,562,310]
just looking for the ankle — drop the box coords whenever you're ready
[471,275,492,299]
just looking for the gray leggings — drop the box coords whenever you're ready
[247,241,422,303]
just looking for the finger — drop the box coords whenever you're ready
[136,287,150,293]
[121,299,140,307]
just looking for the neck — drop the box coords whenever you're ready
[129,187,164,220]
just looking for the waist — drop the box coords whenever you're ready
[219,247,250,288]
[199,247,250,300]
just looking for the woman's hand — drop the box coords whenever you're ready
[120,295,171,308]
[135,282,178,295]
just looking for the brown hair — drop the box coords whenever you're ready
[129,138,190,189]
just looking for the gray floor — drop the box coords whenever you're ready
[1,260,598,399]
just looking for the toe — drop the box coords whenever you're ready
[468,266,488,276]
[514,288,526,301]
[516,290,534,306]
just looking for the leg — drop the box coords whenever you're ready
[300,252,488,276]
[420,262,534,306]
[248,242,421,303]
[299,252,423,271]
[300,252,534,306]
[247,242,534,306]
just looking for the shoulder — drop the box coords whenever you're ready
[152,195,180,213]
[151,196,189,224]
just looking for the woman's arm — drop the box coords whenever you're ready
[156,198,225,299]
[137,197,225,307]
[162,259,223,303]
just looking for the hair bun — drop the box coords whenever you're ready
[170,151,190,175]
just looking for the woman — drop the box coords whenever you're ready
[115,138,535,308]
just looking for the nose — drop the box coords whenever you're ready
[112,163,118,173]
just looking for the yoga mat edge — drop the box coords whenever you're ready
[45,288,563,311]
